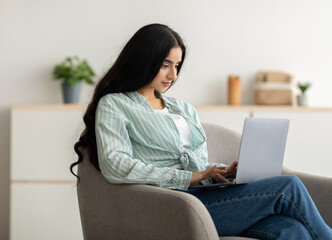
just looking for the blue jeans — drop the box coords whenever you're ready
[183,175,332,240]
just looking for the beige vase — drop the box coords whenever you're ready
[228,75,241,105]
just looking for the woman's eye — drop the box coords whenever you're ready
[162,64,169,68]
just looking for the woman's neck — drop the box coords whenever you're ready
[137,86,157,100]
[137,89,164,110]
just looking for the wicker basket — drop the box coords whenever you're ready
[254,71,296,105]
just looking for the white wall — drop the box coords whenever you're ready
[1,0,332,238]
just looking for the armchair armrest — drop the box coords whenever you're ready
[78,157,219,240]
[78,168,220,240]
[103,184,219,240]
[282,167,332,227]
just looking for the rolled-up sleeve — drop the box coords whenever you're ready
[95,96,192,190]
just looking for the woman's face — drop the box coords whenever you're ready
[147,46,183,93]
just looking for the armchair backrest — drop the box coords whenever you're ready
[202,123,241,165]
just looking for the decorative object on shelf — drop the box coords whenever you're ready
[254,71,296,105]
[53,56,96,103]
[227,75,241,105]
[297,81,312,107]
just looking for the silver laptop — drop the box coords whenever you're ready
[190,117,290,189]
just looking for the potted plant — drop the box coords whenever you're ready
[297,81,312,106]
[53,56,96,103]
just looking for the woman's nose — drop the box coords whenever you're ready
[167,67,177,80]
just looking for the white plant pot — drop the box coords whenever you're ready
[297,94,308,107]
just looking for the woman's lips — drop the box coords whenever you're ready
[162,82,171,87]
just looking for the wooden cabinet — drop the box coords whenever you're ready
[10,105,85,240]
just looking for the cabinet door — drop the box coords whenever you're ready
[253,111,332,178]
[10,183,83,240]
[197,109,250,134]
[11,109,84,180]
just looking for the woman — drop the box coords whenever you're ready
[71,24,332,239]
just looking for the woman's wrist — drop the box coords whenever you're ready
[190,172,202,186]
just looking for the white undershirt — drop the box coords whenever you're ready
[154,107,191,169]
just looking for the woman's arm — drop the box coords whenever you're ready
[95,96,192,190]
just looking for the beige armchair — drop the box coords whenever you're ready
[77,123,332,240]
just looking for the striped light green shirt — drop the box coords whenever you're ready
[95,91,225,190]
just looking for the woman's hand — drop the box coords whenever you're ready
[190,165,228,186]
[225,160,238,178]
[190,160,238,186]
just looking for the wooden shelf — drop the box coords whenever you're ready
[11,104,87,111]
[196,105,332,112]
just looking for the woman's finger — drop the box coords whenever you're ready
[205,165,216,172]
[212,173,229,183]
[202,165,217,177]
[216,166,227,170]
[213,168,228,176]
[229,160,238,170]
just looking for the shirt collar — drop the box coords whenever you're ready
[125,91,172,109]
[125,91,149,105]
[161,95,172,109]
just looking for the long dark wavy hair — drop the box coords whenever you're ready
[71,24,186,182]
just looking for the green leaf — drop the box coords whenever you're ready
[52,56,96,85]
[297,81,312,94]
[84,78,94,85]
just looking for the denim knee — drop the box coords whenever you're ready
[280,175,301,184]
[278,175,304,191]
